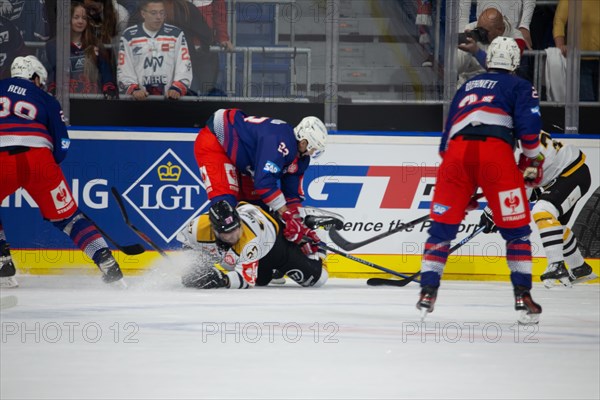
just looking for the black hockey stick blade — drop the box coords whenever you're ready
[79,211,145,255]
[304,215,344,231]
[111,187,169,258]
[367,272,420,287]
[367,225,486,287]
[329,214,430,251]
[316,240,419,282]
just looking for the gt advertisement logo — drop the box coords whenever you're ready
[303,165,439,209]
[122,149,210,242]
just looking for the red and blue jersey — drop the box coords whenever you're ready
[441,71,541,158]
[208,108,309,210]
[0,77,70,163]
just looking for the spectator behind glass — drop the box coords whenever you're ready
[459,1,536,48]
[188,0,233,95]
[117,0,192,100]
[160,0,213,95]
[553,0,599,101]
[45,2,117,98]
[456,8,526,86]
[416,0,434,67]
[0,16,26,80]
[0,0,50,41]
[83,0,129,44]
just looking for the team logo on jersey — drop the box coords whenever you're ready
[242,261,258,285]
[122,149,209,242]
[498,189,526,222]
[1,1,25,22]
[286,161,298,174]
[224,253,235,266]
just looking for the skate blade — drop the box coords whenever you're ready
[270,278,286,285]
[109,278,128,289]
[571,273,599,285]
[543,277,573,289]
[518,310,540,325]
[419,308,429,322]
[558,276,573,288]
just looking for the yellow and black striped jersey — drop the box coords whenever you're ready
[176,202,279,271]
[537,131,585,187]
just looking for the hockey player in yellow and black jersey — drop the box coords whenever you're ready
[479,131,596,287]
[177,201,328,289]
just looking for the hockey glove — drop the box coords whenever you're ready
[299,230,321,255]
[102,82,118,100]
[282,210,310,243]
[518,153,545,187]
[181,266,228,289]
[479,207,498,233]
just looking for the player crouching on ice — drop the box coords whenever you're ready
[416,37,544,324]
[176,201,336,289]
[478,131,596,287]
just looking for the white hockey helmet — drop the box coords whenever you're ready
[11,55,48,86]
[486,36,520,72]
[294,116,328,159]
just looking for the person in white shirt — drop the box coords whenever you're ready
[460,0,536,48]
[117,0,192,100]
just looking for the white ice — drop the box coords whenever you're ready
[1,264,599,399]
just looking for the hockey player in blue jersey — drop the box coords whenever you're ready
[0,56,124,288]
[416,37,545,324]
[193,108,328,254]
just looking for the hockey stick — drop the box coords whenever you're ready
[366,225,487,287]
[329,214,430,251]
[79,211,145,255]
[330,193,486,252]
[111,187,169,258]
[315,241,420,282]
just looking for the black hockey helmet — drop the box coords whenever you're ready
[208,201,241,234]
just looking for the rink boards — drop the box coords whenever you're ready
[3,128,599,282]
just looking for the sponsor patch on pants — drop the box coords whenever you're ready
[498,188,526,222]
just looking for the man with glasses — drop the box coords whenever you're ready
[117,0,192,100]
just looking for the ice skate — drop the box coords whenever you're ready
[569,262,597,284]
[95,248,125,286]
[514,286,542,325]
[416,286,437,321]
[540,261,572,288]
[0,242,18,288]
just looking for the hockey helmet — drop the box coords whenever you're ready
[486,36,520,72]
[294,116,328,159]
[208,201,241,234]
[11,56,48,86]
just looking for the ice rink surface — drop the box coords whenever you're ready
[1,265,599,400]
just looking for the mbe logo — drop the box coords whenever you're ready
[122,149,210,242]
